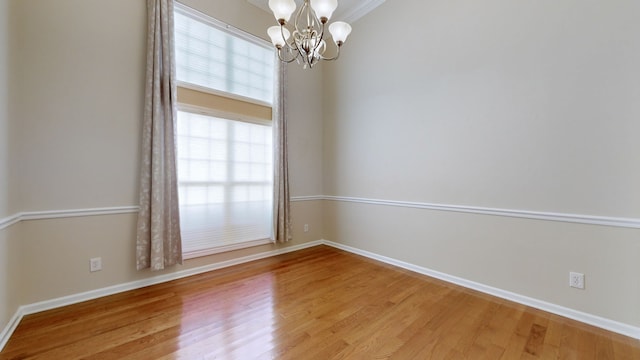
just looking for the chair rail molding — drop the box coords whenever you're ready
[2,196,639,230]
[0,206,140,230]
[323,195,640,229]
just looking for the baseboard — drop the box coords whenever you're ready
[322,240,640,340]
[3,238,638,352]
[0,239,323,352]
[0,309,23,352]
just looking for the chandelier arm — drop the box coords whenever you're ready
[279,25,298,53]
[309,6,326,56]
[317,45,341,61]
[289,31,305,61]
[295,1,322,57]
[311,22,327,57]
[293,1,305,40]
[276,44,299,63]
[289,28,314,68]
[297,47,313,68]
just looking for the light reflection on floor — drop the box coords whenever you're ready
[174,272,277,359]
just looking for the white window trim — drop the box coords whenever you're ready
[175,2,272,51]
[175,3,278,258]
[177,81,273,108]
[184,239,275,260]
[177,103,272,128]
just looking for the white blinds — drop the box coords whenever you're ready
[174,10,274,104]
[177,112,273,255]
[174,5,276,257]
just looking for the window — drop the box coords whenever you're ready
[174,9,274,104]
[174,5,276,258]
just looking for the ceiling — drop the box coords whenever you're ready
[246,0,385,23]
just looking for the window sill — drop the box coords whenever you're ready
[183,238,274,259]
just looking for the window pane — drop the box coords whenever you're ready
[175,11,275,104]
[176,111,273,253]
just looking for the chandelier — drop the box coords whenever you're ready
[266,0,352,69]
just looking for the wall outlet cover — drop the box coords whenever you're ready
[569,272,585,289]
[90,257,102,272]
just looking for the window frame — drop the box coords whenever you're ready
[174,3,275,107]
[174,3,277,259]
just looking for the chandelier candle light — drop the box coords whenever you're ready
[267,0,352,69]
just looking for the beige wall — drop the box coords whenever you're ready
[4,0,324,309]
[0,0,9,218]
[19,201,322,304]
[9,0,326,210]
[7,0,638,341]
[0,0,20,335]
[286,63,325,198]
[324,202,640,326]
[323,0,640,326]
[324,0,640,216]
[11,0,145,211]
[0,225,22,332]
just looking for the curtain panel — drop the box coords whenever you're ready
[272,61,292,243]
[136,0,183,270]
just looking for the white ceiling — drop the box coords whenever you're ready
[247,0,385,23]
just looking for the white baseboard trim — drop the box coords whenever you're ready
[322,240,640,340]
[3,239,639,352]
[0,309,23,353]
[0,240,323,352]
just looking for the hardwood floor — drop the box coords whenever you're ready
[2,245,639,359]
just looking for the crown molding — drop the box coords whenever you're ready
[339,0,385,23]
[246,0,385,23]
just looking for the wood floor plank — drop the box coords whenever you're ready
[2,245,639,359]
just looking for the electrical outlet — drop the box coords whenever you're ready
[90,257,102,272]
[304,224,309,233]
[569,272,584,289]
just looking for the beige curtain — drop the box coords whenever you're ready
[272,61,292,243]
[136,0,182,270]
